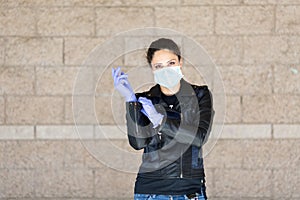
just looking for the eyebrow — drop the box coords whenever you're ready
[153,59,176,65]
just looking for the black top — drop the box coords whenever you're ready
[161,92,178,108]
[135,176,204,195]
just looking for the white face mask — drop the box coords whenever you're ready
[153,66,184,89]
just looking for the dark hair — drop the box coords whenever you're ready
[146,38,181,66]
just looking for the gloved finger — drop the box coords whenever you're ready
[117,76,129,86]
[112,69,120,86]
[138,97,146,104]
[114,67,125,85]
[118,74,128,80]
[112,67,119,80]
[112,68,115,77]
[112,67,118,75]
[138,97,148,102]
[138,97,152,104]
[120,70,129,81]
[115,67,121,77]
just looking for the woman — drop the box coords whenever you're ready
[112,38,214,200]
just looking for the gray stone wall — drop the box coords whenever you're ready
[0,0,300,199]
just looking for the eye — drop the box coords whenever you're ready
[154,64,163,69]
[167,61,176,66]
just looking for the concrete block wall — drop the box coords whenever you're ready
[0,0,300,199]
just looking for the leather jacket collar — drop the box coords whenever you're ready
[146,79,196,98]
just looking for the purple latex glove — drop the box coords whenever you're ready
[138,97,164,128]
[112,67,137,102]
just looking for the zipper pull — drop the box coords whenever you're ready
[158,132,162,140]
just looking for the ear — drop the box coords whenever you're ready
[179,58,183,68]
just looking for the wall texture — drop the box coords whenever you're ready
[0,0,300,199]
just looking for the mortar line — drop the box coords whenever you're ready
[240,95,244,123]
[63,95,67,125]
[1,32,300,39]
[62,37,65,65]
[213,5,217,35]
[3,37,7,68]
[33,65,37,96]
[271,123,274,140]
[93,6,97,37]
[3,93,7,125]
[273,4,277,34]
[34,125,37,140]
[270,169,275,199]
[152,6,156,27]
[92,169,96,198]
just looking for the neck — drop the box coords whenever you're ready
[160,82,181,96]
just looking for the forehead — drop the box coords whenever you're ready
[152,49,178,64]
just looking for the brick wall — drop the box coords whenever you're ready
[0,0,300,199]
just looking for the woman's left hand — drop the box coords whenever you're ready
[138,97,164,128]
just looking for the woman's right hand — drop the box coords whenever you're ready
[112,67,137,102]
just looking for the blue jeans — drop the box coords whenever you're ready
[134,191,207,200]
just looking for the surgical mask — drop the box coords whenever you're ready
[153,66,184,89]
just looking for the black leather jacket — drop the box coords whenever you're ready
[126,79,214,179]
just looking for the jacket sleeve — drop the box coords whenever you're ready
[126,101,157,150]
[158,86,214,147]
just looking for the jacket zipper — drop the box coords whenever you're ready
[180,149,183,178]
[134,103,139,133]
[180,113,183,178]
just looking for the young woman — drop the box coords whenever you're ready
[112,38,214,200]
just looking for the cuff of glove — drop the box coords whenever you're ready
[152,113,164,128]
[125,94,137,102]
